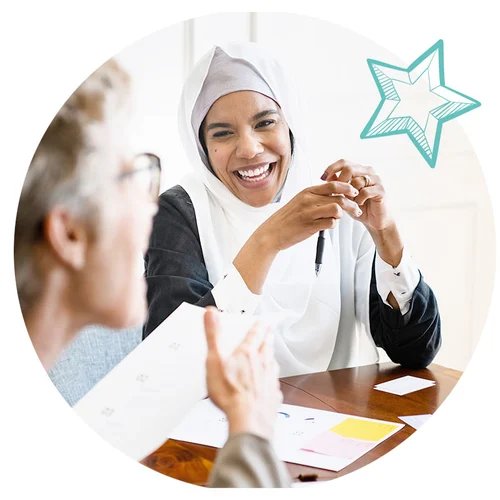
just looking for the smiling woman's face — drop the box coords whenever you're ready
[202,91,292,207]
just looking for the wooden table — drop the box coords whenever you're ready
[141,362,461,486]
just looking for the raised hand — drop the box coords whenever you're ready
[204,307,283,440]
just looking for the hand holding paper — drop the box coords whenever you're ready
[74,303,285,461]
[204,308,283,441]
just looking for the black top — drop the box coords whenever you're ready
[143,185,441,369]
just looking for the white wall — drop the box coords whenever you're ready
[115,12,495,371]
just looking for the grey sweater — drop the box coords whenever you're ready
[208,433,291,488]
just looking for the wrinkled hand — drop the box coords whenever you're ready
[204,307,283,441]
[322,159,394,231]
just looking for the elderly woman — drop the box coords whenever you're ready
[143,42,441,376]
[14,59,290,488]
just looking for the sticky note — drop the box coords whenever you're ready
[330,417,399,441]
[301,430,374,459]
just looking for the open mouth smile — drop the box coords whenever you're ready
[234,162,276,186]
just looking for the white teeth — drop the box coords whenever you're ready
[238,164,271,178]
[237,164,273,183]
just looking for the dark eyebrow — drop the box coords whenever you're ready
[205,109,278,132]
[253,109,279,120]
[206,121,233,132]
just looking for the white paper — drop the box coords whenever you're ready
[168,399,404,472]
[374,375,435,396]
[398,414,432,429]
[74,303,283,461]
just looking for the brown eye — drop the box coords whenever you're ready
[256,119,275,129]
[213,131,232,138]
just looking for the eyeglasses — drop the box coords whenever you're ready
[117,153,162,200]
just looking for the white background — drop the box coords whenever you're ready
[1,1,499,499]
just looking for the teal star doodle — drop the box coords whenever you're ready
[360,40,481,168]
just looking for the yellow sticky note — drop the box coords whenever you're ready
[330,418,398,442]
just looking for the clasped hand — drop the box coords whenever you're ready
[259,159,394,252]
[321,158,393,232]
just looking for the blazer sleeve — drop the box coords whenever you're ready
[143,186,216,339]
[369,255,442,369]
[207,433,291,488]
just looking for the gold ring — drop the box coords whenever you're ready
[363,175,372,187]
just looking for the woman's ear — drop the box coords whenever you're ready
[43,207,90,270]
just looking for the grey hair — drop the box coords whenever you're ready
[14,59,131,314]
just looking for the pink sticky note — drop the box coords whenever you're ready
[301,430,374,459]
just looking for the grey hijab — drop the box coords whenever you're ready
[191,46,284,200]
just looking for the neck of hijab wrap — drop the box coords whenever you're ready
[178,42,377,376]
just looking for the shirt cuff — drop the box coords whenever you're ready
[375,247,420,315]
[211,264,263,315]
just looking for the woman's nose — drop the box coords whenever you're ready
[235,132,264,159]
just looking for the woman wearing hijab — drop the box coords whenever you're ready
[144,42,441,377]
[15,59,290,488]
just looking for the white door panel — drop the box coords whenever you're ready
[115,23,186,190]
[192,13,252,63]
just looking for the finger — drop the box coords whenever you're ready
[254,331,273,387]
[354,185,385,206]
[313,196,362,219]
[312,200,344,220]
[310,217,338,232]
[224,355,247,390]
[232,347,260,394]
[321,159,363,181]
[322,160,376,177]
[237,321,268,353]
[259,327,274,355]
[258,342,280,394]
[337,164,376,184]
[259,336,276,369]
[351,174,382,192]
[320,169,339,182]
[204,308,221,356]
[249,349,262,393]
[321,159,375,184]
[309,181,359,198]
